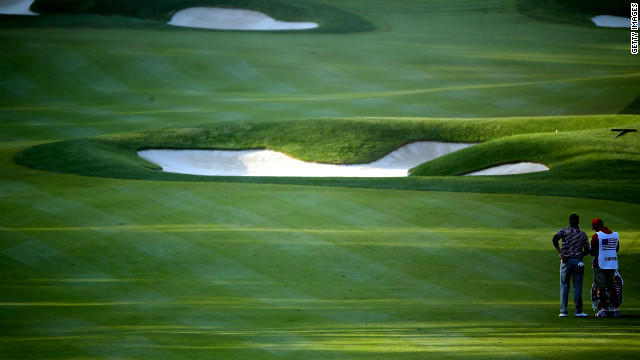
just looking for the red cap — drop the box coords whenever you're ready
[592,218,602,229]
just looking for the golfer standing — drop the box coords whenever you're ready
[552,214,590,317]
[590,218,620,316]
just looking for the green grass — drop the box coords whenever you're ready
[1,174,639,359]
[14,115,640,202]
[1,0,639,131]
[621,96,640,114]
[2,0,640,359]
[20,0,375,33]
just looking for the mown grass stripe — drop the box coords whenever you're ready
[228,72,640,102]
[1,1,639,359]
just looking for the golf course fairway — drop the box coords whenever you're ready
[1,0,639,359]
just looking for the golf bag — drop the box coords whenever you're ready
[591,270,623,316]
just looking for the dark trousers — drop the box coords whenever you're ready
[560,259,584,314]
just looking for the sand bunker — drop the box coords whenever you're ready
[139,142,474,177]
[0,0,37,15]
[464,162,549,176]
[591,15,632,28]
[168,7,318,30]
[139,142,550,178]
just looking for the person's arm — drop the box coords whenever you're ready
[552,234,563,258]
[590,234,598,256]
[581,234,591,257]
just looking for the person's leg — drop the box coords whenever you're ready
[572,259,584,314]
[560,261,570,315]
[593,268,609,312]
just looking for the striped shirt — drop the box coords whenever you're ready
[554,226,589,258]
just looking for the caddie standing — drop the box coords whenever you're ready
[590,218,621,317]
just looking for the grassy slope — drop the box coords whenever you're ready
[621,96,640,114]
[1,0,640,359]
[14,115,640,203]
[411,123,640,178]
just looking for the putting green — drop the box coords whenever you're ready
[1,0,639,359]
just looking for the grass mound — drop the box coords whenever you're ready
[410,128,640,180]
[24,0,374,32]
[14,115,640,202]
[621,96,640,115]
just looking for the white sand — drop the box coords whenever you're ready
[591,15,631,28]
[0,0,37,15]
[464,162,549,176]
[168,7,318,30]
[138,141,475,177]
